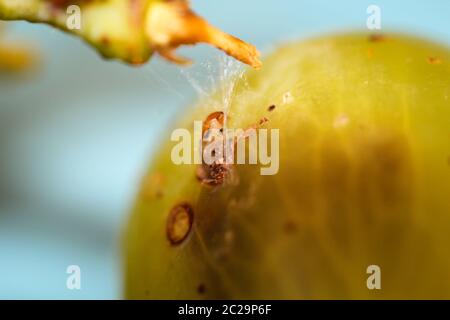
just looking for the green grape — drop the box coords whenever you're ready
[124,33,450,299]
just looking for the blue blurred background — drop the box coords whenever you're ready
[0,0,448,299]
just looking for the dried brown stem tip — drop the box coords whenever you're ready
[146,1,261,68]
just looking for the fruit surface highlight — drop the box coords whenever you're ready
[124,33,450,299]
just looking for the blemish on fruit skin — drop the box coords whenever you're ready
[283,220,298,234]
[268,105,276,112]
[242,116,269,133]
[166,203,194,246]
[197,283,206,294]
[427,57,442,65]
[368,34,386,42]
[259,117,269,126]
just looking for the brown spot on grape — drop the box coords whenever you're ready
[283,220,298,234]
[427,57,442,65]
[197,283,206,294]
[259,117,269,126]
[166,203,194,245]
[268,105,276,112]
[368,34,386,42]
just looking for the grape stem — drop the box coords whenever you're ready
[146,0,261,68]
